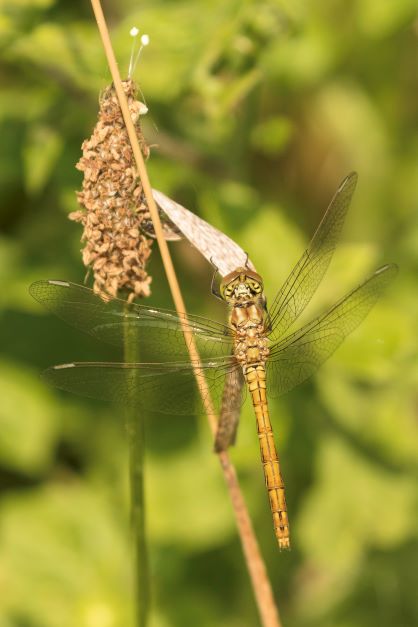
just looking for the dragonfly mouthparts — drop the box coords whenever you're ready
[235,284,252,297]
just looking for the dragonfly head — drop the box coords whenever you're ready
[220,267,264,304]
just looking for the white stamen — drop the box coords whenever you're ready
[130,32,150,77]
[128,26,140,78]
[127,28,150,109]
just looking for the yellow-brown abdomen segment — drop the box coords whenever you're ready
[245,364,290,549]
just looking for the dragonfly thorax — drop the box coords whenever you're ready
[230,302,270,366]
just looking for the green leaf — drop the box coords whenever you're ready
[147,439,235,548]
[251,115,294,155]
[0,361,58,473]
[23,125,63,195]
[297,435,416,567]
[0,484,131,626]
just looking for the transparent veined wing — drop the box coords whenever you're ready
[214,367,246,452]
[147,190,257,434]
[267,172,358,341]
[30,280,234,362]
[43,357,239,415]
[152,189,256,277]
[266,263,397,397]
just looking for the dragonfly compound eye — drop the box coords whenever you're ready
[220,283,234,299]
[248,280,262,293]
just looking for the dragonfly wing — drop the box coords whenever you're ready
[152,189,256,277]
[267,264,397,397]
[43,357,240,416]
[267,172,358,341]
[30,280,233,361]
[214,367,246,452]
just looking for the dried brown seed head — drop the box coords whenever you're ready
[73,79,152,301]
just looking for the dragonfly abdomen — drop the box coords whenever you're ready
[244,364,290,550]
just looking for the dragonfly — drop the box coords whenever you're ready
[30,172,397,549]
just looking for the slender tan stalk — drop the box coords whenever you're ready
[89,1,282,625]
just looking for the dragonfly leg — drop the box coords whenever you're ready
[209,260,223,301]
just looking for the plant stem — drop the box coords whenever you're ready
[127,407,148,626]
[124,318,149,626]
[90,1,282,625]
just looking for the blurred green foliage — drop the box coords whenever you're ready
[1,0,417,625]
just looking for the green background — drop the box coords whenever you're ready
[1,0,417,625]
